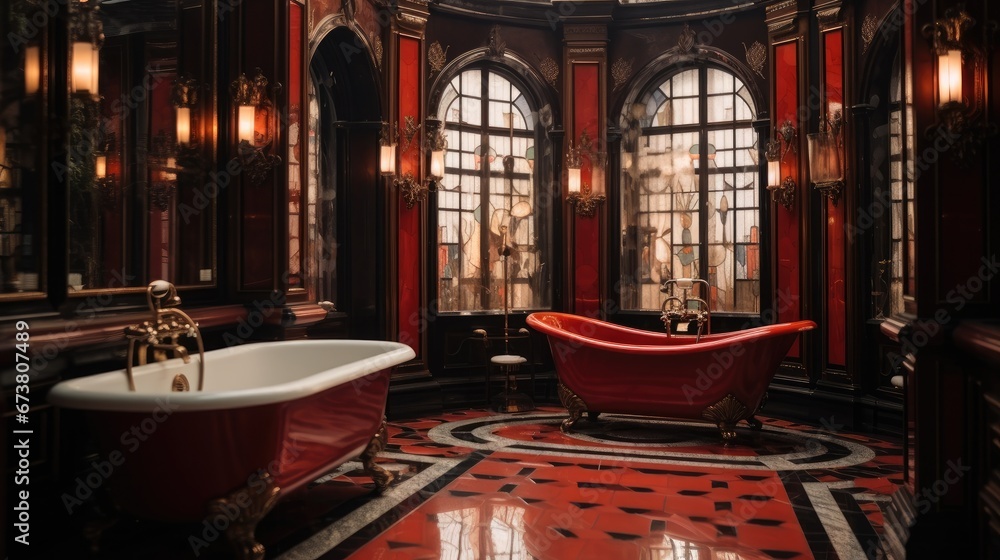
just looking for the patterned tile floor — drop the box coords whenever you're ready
[71,407,901,559]
[267,408,902,560]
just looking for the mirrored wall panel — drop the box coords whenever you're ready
[0,1,47,296]
[67,0,215,292]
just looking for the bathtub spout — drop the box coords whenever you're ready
[124,280,206,392]
[660,278,712,341]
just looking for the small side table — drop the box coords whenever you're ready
[489,354,534,412]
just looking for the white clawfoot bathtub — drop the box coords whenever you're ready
[48,339,414,560]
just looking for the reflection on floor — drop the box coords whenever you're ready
[83,407,902,559]
[268,408,901,560]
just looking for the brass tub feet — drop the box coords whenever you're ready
[701,394,752,445]
[206,471,281,560]
[557,382,588,432]
[360,417,394,492]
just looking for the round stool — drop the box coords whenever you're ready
[489,354,533,412]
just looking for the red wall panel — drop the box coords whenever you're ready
[824,30,846,367]
[573,64,601,317]
[774,42,801,357]
[397,36,421,353]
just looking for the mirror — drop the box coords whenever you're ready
[0,1,46,296]
[67,0,215,292]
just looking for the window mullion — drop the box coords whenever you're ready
[479,69,491,309]
[698,66,709,289]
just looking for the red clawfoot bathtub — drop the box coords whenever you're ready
[526,312,815,443]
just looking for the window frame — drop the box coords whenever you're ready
[433,64,553,314]
[619,63,762,316]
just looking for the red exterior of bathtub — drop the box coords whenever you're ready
[526,313,815,421]
[84,370,390,522]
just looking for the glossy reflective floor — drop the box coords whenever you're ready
[76,408,902,559]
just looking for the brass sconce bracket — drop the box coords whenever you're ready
[231,68,282,185]
[566,128,606,217]
[394,172,428,209]
[765,120,797,211]
[766,177,796,210]
[96,176,117,210]
[813,179,843,206]
[568,189,606,218]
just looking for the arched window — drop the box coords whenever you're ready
[435,67,551,312]
[620,65,760,313]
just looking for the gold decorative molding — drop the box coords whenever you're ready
[861,13,878,53]
[394,172,428,209]
[539,56,559,88]
[743,41,766,79]
[557,382,587,433]
[400,115,421,154]
[816,6,843,28]
[428,41,448,75]
[486,25,506,58]
[611,57,632,91]
[767,19,797,34]
[568,190,606,217]
[360,417,395,492]
[677,23,696,53]
[563,24,607,42]
[372,34,383,69]
[207,471,281,560]
[569,47,604,55]
[701,394,751,444]
[766,0,797,14]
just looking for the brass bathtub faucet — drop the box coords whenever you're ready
[660,278,712,342]
[124,280,206,392]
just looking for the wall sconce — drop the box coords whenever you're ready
[230,68,282,185]
[173,75,200,147]
[807,110,844,206]
[148,131,177,211]
[566,129,606,218]
[428,129,447,182]
[94,136,117,209]
[23,45,41,96]
[380,122,397,176]
[924,5,997,164]
[765,120,796,210]
[69,0,103,96]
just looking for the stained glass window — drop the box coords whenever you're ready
[436,68,551,312]
[620,66,760,313]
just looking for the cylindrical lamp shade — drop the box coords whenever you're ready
[938,49,963,105]
[430,148,445,179]
[71,41,99,94]
[767,159,781,187]
[95,155,107,178]
[806,133,842,185]
[567,167,581,194]
[24,45,40,95]
[237,105,256,144]
[176,107,192,145]
[380,143,396,175]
